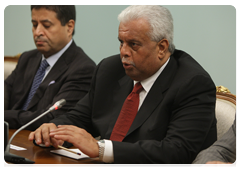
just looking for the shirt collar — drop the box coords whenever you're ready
[134,57,170,93]
[42,39,73,67]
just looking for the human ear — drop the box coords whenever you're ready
[67,19,75,36]
[157,39,169,59]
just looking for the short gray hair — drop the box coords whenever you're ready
[118,5,175,53]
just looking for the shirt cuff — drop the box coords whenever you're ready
[102,139,114,163]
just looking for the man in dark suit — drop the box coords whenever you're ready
[193,118,236,164]
[29,5,217,163]
[4,5,96,131]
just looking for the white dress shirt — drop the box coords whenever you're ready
[41,39,73,81]
[102,58,170,163]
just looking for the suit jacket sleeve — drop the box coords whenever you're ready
[4,47,96,131]
[50,60,100,136]
[192,118,236,164]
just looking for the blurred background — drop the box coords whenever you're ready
[4,5,236,94]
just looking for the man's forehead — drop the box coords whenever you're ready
[31,8,57,20]
[119,18,150,30]
[118,19,150,39]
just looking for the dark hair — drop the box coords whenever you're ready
[31,5,76,35]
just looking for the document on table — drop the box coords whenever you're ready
[50,149,89,160]
[10,144,27,151]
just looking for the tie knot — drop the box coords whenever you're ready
[40,59,49,70]
[132,82,143,94]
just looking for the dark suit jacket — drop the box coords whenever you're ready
[4,41,96,131]
[51,49,217,163]
[193,118,236,164]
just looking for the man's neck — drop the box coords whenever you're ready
[43,39,73,59]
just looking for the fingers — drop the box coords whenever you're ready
[28,131,35,141]
[41,124,53,147]
[29,124,99,158]
[50,125,99,158]
[50,137,64,148]
[28,123,59,147]
[28,126,43,144]
[50,125,83,140]
[49,125,74,141]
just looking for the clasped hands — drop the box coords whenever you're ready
[28,123,99,158]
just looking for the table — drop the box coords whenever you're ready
[6,129,101,164]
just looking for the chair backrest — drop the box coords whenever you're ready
[4,54,21,80]
[215,86,236,140]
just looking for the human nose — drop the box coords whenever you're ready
[33,25,44,37]
[120,43,131,57]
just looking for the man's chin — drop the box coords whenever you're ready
[36,48,51,58]
[125,71,142,82]
[36,46,47,51]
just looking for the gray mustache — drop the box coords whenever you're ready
[35,37,47,42]
[122,57,135,66]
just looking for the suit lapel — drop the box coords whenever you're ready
[12,53,42,110]
[27,41,77,110]
[23,53,42,95]
[105,75,133,138]
[27,56,68,110]
[125,56,178,138]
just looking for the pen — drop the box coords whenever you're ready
[57,145,81,155]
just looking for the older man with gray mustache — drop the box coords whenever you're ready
[29,5,216,164]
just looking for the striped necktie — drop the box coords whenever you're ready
[22,59,49,110]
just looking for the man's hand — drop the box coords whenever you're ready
[28,123,64,148]
[204,161,237,167]
[49,125,99,158]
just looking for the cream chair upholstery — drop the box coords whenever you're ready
[215,86,236,140]
[4,54,21,79]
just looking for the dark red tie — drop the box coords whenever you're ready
[110,82,143,142]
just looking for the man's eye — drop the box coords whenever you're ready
[43,25,50,29]
[130,42,140,51]
[131,42,139,48]
[132,43,137,46]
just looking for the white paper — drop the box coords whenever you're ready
[50,149,89,160]
[10,144,27,151]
